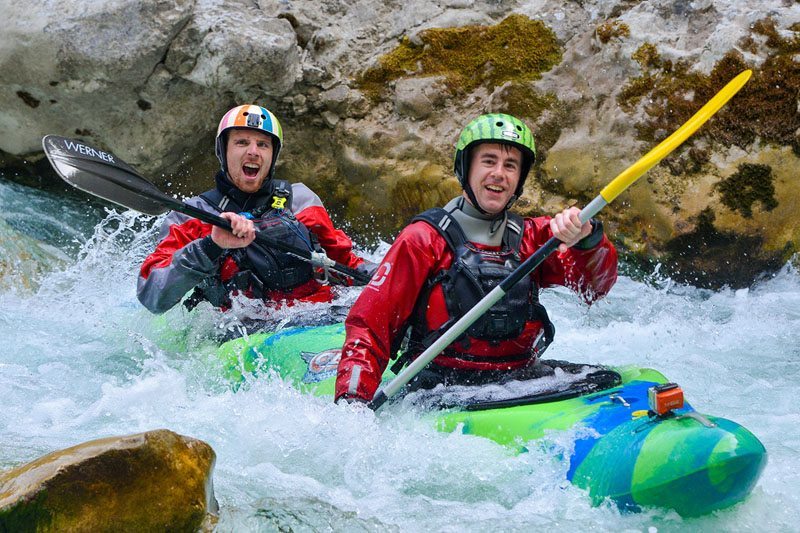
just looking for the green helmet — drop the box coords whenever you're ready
[453,113,536,213]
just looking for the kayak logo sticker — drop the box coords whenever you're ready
[367,262,391,291]
[300,348,341,383]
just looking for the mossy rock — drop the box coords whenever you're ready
[601,16,800,286]
[716,163,778,219]
[0,429,217,532]
[358,14,562,99]
[619,18,800,158]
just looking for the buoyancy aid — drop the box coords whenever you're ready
[185,179,321,309]
[391,208,555,372]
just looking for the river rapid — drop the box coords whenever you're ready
[1,175,798,532]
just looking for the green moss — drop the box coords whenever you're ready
[716,163,778,218]
[618,17,800,158]
[596,21,630,44]
[0,489,53,533]
[358,14,562,99]
[753,18,800,53]
[632,43,662,69]
[494,83,557,122]
[389,171,462,226]
[738,35,760,55]
[618,75,656,112]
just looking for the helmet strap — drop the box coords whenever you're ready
[461,174,491,216]
[462,182,512,221]
[505,194,518,210]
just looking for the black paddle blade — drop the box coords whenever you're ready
[42,135,172,216]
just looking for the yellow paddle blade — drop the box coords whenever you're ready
[600,69,752,203]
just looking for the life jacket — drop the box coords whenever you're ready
[185,180,321,309]
[391,208,555,373]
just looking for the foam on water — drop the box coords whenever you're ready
[1,178,798,531]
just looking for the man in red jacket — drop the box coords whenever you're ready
[138,104,373,314]
[335,113,618,403]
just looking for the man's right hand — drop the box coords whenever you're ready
[211,212,256,249]
[335,394,370,406]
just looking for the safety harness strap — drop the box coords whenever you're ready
[390,208,554,373]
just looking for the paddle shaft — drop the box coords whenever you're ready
[173,197,370,283]
[368,70,752,411]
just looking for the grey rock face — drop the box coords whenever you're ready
[394,77,447,120]
[0,0,300,174]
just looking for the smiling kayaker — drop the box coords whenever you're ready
[137,105,375,314]
[335,113,618,403]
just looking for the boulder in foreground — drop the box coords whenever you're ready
[0,429,217,532]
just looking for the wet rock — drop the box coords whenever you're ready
[167,3,300,99]
[0,0,300,176]
[0,429,217,532]
[319,85,369,118]
[394,77,446,120]
[0,218,68,293]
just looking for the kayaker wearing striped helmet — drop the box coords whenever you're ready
[138,104,375,315]
[336,113,618,403]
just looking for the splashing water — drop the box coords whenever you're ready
[1,177,798,532]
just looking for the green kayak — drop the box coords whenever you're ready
[218,322,766,517]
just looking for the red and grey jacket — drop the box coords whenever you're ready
[137,173,364,314]
[335,211,618,402]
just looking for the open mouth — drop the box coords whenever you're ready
[242,163,260,178]
[485,185,504,193]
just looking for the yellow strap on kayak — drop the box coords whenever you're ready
[599,69,752,203]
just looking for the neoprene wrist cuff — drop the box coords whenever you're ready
[199,235,224,259]
[336,394,369,405]
[574,219,604,250]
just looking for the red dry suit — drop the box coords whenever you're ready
[335,211,618,402]
[138,173,365,314]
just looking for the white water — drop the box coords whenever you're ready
[1,177,799,532]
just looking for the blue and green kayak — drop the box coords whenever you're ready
[218,322,766,517]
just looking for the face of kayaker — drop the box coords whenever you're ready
[225,129,274,193]
[464,143,522,215]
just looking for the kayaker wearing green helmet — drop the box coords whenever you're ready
[138,105,375,316]
[335,113,618,403]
